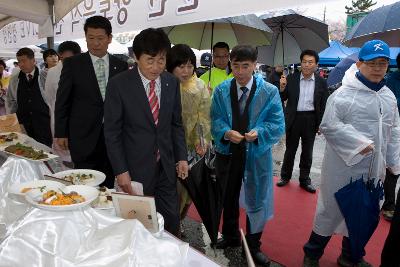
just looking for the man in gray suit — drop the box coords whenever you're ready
[104,28,188,236]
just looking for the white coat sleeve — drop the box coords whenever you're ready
[320,93,373,166]
[386,106,400,175]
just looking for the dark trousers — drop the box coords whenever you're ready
[73,132,114,188]
[281,112,316,185]
[151,162,180,236]
[304,231,365,263]
[382,169,399,211]
[216,151,263,251]
[381,186,400,267]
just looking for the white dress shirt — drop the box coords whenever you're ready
[89,52,110,83]
[25,69,36,80]
[297,73,315,111]
[138,68,162,106]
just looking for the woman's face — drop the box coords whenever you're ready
[172,61,194,83]
[46,54,59,68]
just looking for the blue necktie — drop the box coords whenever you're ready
[239,86,249,115]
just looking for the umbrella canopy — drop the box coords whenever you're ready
[344,1,400,47]
[258,9,329,66]
[162,14,272,50]
[180,151,221,245]
[334,176,384,262]
[319,41,355,67]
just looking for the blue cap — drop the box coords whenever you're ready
[358,40,390,61]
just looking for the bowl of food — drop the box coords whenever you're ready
[8,180,66,203]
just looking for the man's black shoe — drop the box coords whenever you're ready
[242,249,271,267]
[300,183,316,193]
[276,178,290,187]
[212,237,241,249]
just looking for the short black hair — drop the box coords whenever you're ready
[58,41,81,55]
[230,45,257,62]
[43,49,58,61]
[84,15,112,36]
[396,52,400,69]
[300,49,319,63]
[132,28,171,59]
[213,42,230,52]
[0,59,5,69]
[166,44,196,73]
[16,47,34,59]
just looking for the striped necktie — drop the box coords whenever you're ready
[95,58,106,99]
[239,86,249,115]
[148,80,159,125]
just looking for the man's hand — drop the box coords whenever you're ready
[116,171,134,195]
[225,130,244,144]
[176,160,189,180]
[360,144,374,155]
[245,130,258,142]
[279,75,287,92]
[55,138,69,150]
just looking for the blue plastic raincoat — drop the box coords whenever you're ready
[211,74,285,233]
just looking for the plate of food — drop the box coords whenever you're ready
[0,132,22,146]
[91,186,114,209]
[8,180,66,203]
[53,169,106,187]
[1,142,58,161]
[25,184,98,211]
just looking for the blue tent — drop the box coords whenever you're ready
[319,41,355,66]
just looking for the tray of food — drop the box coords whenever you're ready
[91,186,114,209]
[0,132,21,146]
[52,169,106,187]
[1,142,58,161]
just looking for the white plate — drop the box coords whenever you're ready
[8,180,66,203]
[25,185,99,211]
[92,188,115,210]
[0,144,58,162]
[52,169,106,187]
[0,132,26,147]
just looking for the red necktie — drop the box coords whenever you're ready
[28,74,33,82]
[148,80,160,161]
[148,80,159,125]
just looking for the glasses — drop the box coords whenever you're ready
[363,61,389,68]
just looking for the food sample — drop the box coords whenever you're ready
[92,186,113,208]
[63,173,95,184]
[0,133,18,144]
[4,143,48,160]
[20,186,46,194]
[39,190,86,205]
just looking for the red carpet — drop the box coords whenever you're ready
[187,177,390,267]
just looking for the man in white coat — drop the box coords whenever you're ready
[303,40,400,267]
[44,41,81,163]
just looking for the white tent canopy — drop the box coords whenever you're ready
[0,0,84,37]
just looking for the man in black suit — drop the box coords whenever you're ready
[276,50,328,193]
[6,47,52,147]
[104,28,188,236]
[55,16,128,188]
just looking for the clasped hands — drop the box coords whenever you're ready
[224,130,258,144]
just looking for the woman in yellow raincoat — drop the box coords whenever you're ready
[167,44,211,232]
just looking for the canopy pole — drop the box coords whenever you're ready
[46,0,55,49]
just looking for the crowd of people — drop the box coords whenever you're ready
[0,14,399,267]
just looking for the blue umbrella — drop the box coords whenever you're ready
[334,156,384,263]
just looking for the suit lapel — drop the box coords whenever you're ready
[131,67,155,126]
[108,54,119,79]
[294,72,301,107]
[85,52,103,102]
[158,72,169,128]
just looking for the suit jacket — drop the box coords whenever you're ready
[281,72,328,132]
[104,66,187,193]
[54,52,128,162]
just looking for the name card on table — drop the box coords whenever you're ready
[111,193,159,233]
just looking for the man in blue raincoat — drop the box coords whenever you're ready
[211,45,285,266]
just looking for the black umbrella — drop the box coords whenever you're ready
[180,148,223,245]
